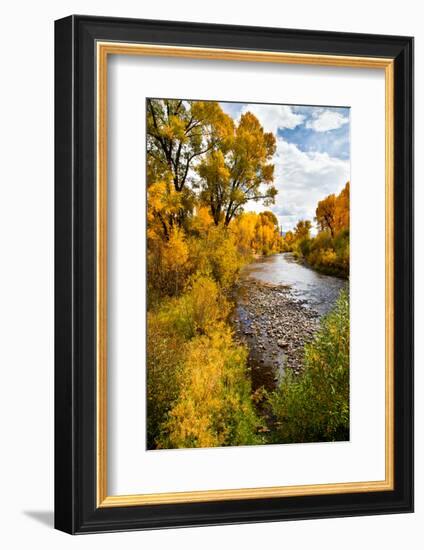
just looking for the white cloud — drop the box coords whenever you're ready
[219,102,350,232]
[219,102,243,119]
[245,137,350,233]
[239,104,304,134]
[305,110,349,132]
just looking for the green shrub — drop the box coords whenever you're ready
[146,311,185,449]
[268,290,349,443]
[299,237,312,257]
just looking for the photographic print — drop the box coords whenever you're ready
[146,98,350,450]
[55,18,413,532]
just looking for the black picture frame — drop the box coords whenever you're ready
[55,14,414,534]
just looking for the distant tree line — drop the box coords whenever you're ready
[283,182,350,278]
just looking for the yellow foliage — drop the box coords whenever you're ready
[231,212,257,255]
[185,274,228,333]
[196,109,277,226]
[158,327,261,449]
[285,183,350,278]
[162,115,188,140]
[163,228,189,272]
[147,275,260,449]
[147,227,190,301]
[293,219,312,241]
[187,225,244,292]
[231,211,283,256]
[319,248,338,265]
[190,206,214,235]
[315,181,350,237]
[335,181,350,231]
[147,178,184,241]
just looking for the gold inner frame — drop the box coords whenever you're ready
[96,42,395,508]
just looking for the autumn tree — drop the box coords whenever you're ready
[315,182,350,237]
[231,212,258,255]
[147,99,234,235]
[288,183,350,278]
[284,230,294,247]
[334,181,350,232]
[196,149,230,225]
[252,212,281,255]
[294,219,312,241]
[315,193,337,237]
[259,210,279,229]
[147,176,185,241]
[147,99,233,193]
[198,112,277,226]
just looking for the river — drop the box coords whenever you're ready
[240,252,346,316]
[233,253,347,390]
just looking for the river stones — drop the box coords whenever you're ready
[232,277,320,391]
[277,339,288,348]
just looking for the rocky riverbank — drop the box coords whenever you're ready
[232,278,320,392]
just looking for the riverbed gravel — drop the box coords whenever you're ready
[233,278,320,391]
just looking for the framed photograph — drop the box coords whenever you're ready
[54,15,413,534]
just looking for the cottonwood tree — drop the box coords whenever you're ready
[294,219,312,241]
[147,99,233,233]
[147,99,232,193]
[255,211,282,255]
[315,194,337,237]
[334,181,350,232]
[315,181,350,237]
[198,112,277,226]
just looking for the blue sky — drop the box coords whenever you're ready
[219,101,350,233]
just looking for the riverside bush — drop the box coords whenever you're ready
[147,274,262,449]
[146,310,185,449]
[187,226,244,293]
[305,229,349,278]
[158,327,262,449]
[268,290,350,443]
[283,182,350,279]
